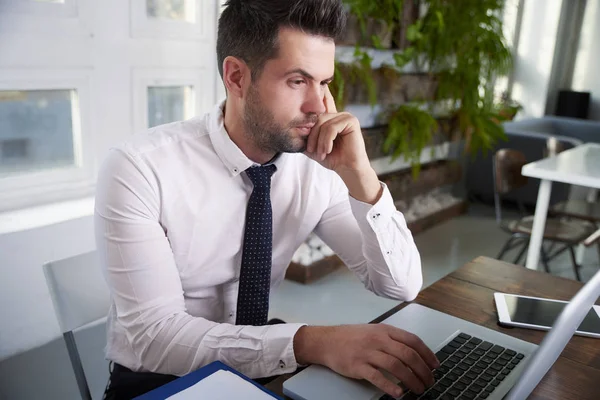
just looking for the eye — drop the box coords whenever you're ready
[291,79,306,86]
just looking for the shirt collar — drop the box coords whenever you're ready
[208,101,285,177]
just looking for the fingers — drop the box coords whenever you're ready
[316,117,347,161]
[305,117,323,155]
[323,85,337,113]
[360,365,404,399]
[387,327,440,370]
[384,340,435,392]
[306,113,337,156]
[369,352,427,395]
[307,113,352,159]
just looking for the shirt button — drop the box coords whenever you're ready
[279,360,286,369]
[233,168,238,173]
[229,312,234,317]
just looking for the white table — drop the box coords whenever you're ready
[522,143,600,270]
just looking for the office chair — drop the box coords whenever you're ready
[493,149,597,280]
[43,251,111,400]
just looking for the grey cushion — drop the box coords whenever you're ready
[505,116,600,144]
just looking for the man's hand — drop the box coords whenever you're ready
[294,324,439,398]
[304,87,382,204]
[305,87,369,172]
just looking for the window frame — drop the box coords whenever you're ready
[130,0,207,40]
[132,67,208,133]
[0,68,95,212]
[0,0,79,18]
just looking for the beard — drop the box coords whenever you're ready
[243,84,318,154]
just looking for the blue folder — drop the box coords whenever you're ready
[133,361,284,399]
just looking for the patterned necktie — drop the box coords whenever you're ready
[235,164,277,326]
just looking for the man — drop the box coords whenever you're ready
[95,1,438,399]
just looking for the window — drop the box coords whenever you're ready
[0,90,77,177]
[0,69,93,212]
[133,68,209,133]
[146,0,195,23]
[148,86,194,128]
[0,0,78,18]
[1,139,30,160]
[131,0,206,40]
[0,1,217,213]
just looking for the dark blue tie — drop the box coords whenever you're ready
[236,164,277,326]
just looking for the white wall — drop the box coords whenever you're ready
[0,0,218,361]
[511,0,563,119]
[572,0,600,120]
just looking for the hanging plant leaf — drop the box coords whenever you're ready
[341,0,514,176]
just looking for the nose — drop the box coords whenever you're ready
[301,85,326,115]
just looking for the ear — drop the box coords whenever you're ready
[222,56,250,99]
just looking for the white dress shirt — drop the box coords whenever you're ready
[94,102,422,379]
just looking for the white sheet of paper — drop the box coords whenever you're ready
[166,369,274,400]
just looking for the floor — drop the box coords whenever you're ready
[1,203,598,399]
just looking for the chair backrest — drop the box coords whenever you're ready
[544,136,566,158]
[492,149,529,225]
[493,149,528,195]
[43,251,111,400]
[43,251,110,334]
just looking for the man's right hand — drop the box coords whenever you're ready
[293,324,440,398]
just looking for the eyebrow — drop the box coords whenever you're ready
[285,68,334,84]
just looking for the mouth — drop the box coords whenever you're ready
[294,125,315,136]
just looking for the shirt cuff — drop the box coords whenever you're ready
[262,323,307,376]
[349,182,398,234]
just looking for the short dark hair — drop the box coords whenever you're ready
[217,0,346,81]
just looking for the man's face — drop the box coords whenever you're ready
[242,27,335,155]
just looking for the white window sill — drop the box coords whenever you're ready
[0,196,95,235]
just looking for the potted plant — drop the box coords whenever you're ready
[494,91,523,122]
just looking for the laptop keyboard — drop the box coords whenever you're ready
[379,332,525,400]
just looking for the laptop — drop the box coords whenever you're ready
[283,268,600,400]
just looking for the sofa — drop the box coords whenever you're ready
[465,116,600,207]
[504,116,600,145]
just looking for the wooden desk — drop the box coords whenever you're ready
[267,256,600,400]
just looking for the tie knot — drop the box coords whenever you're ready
[245,164,277,189]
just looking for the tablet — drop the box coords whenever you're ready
[494,292,600,339]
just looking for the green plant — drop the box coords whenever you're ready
[383,104,438,177]
[412,0,512,154]
[494,91,523,122]
[337,0,513,172]
[345,0,404,48]
[330,50,378,110]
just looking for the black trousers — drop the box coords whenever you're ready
[103,319,286,399]
[103,363,178,400]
